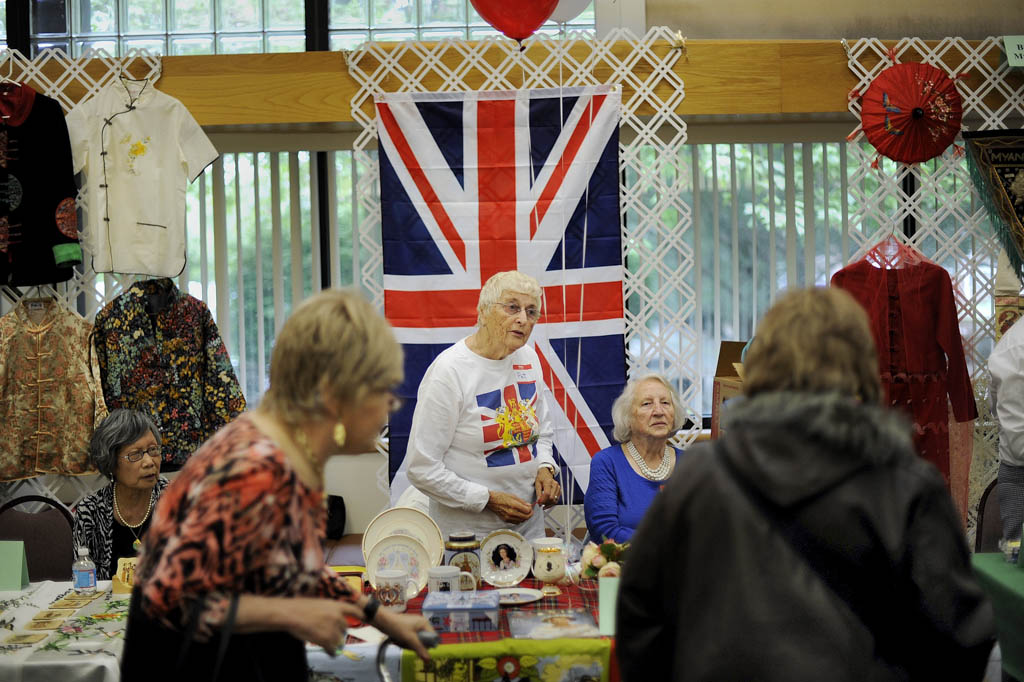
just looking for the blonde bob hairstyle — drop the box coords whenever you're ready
[261,289,403,427]
[742,287,881,404]
[611,374,685,443]
[476,271,543,326]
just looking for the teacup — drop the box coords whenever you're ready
[428,565,476,594]
[374,569,418,612]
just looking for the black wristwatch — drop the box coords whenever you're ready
[362,595,381,624]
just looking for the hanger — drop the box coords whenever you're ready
[0,49,21,122]
[0,49,17,85]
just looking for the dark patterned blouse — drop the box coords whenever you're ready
[92,278,246,470]
[134,415,355,640]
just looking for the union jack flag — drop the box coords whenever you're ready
[378,85,626,505]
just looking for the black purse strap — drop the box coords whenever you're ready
[175,596,203,673]
[717,453,893,648]
[175,593,239,682]
[211,594,239,681]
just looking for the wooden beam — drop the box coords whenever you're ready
[16,39,1003,126]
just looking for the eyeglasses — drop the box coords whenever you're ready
[121,446,161,462]
[493,302,541,321]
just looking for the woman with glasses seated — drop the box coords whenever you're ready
[73,409,169,580]
[406,271,561,541]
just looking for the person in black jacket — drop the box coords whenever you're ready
[617,286,994,682]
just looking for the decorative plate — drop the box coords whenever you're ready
[366,535,430,599]
[496,587,544,606]
[362,507,445,568]
[479,529,532,588]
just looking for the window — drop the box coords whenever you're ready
[27,0,595,56]
[330,0,595,49]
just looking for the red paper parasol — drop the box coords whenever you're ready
[859,62,963,164]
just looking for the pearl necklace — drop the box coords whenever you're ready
[625,441,674,481]
[114,484,154,552]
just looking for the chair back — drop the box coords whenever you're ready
[976,479,1002,553]
[0,495,75,581]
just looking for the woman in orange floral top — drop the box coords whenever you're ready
[121,290,433,681]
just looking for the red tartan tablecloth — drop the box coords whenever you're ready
[397,578,620,682]
[401,578,601,644]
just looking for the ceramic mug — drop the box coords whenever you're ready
[375,569,418,612]
[428,565,476,593]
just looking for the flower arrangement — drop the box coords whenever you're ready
[580,539,628,579]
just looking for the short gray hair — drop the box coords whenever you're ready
[476,271,543,326]
[610,374,685,443]
[89,409,162,480]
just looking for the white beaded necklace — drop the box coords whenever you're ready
[114,484,154,552]
[625,441,674,481]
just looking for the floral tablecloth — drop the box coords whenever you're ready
[0,581,128,682]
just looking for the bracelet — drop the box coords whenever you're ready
[362,595,381,624]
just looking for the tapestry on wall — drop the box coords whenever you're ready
[964,130,1024,281]
[377,85,626,505]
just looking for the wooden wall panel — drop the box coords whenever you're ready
[44,39,989,127]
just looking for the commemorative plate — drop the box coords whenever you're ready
[362,507,445,568]
[496,587,544,606]
[479,529,532,588]
[366,535,430,599]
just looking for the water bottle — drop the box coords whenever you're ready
[72,546,97,594]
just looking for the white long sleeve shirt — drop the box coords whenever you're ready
[406,340,555,540]
[990,316,1024,467]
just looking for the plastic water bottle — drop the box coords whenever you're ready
[72,546,97,594]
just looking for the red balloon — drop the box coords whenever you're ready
[470,0,559,41]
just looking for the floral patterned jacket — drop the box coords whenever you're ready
[0,301,107,481]
[92,278,246,470]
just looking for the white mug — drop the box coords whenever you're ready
[375,569,418,613]
[428,565,476,594]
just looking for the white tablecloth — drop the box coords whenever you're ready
[0,580,398,682]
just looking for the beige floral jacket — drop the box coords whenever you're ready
[0,301,107,481]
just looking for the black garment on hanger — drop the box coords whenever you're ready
[0,84,81,286]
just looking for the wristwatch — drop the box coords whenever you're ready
[362,595,381,624]
[539,463,559,478]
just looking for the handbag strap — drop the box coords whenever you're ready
[211,594,239,681]
[175,593,239,681]
[717,453,897,652]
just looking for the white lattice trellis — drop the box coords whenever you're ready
[0,48,162,508]
[845,37,1024,540]
[346,28,695,543]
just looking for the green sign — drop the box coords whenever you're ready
[0,541,29,590]
[1005,36,1024,67]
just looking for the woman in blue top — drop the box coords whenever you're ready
[585,375,684,542]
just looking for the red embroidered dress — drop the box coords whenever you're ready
[832,242,977,483]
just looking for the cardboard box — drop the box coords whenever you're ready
[711,341,747,439]
[422,591,500,633]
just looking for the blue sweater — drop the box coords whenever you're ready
[584,444,679,543]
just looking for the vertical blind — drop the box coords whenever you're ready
[178,139,862,417]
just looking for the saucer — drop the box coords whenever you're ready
[366,535,430,598]
[362,507,444,568]
[496,587,544,605]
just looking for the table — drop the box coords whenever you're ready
[973,553,1024,680]
[309,578,619,682]
[0,579,617,682]
[0,581,127,682]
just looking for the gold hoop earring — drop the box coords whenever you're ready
[333,422,347,448]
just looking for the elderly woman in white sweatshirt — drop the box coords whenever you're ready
[406,271,561,540]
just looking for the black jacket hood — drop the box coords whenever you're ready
[718,391,916,508]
